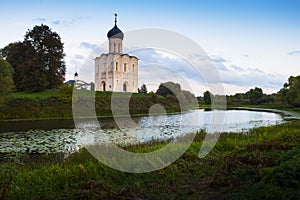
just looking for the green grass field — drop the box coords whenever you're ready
[1,120,300,199]
[10,89,152,99]
[11,89,61,99]
[1,90,183,120]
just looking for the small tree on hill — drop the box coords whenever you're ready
[0,59,14,104]
[138,84,148,94]
[156,82,181,97]
[203,91,213,105]
[59,84,77,104]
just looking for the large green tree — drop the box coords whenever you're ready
[280,76,300,106]
[0,58,14,104]
[2,24,65,92]
[24,24,65,89]
[156,82,181,97]
[156,82,196,108]
[246,87,264,105]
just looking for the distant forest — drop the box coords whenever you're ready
[199,75,300,108]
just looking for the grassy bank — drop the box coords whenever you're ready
[1,120,300,199]
[0,90,188,120]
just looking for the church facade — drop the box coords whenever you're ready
[94,14,138,92]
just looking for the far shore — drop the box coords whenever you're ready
[1,106,299,123]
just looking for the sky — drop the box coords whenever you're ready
[1,0,300,96]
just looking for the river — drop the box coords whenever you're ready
[0,109,283,154]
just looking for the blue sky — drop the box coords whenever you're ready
[1,0,300,95]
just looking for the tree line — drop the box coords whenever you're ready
[138,82,196,105]
[200,75,300,108]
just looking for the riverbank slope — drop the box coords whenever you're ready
[1,120,300,199]
[0,90,190,120]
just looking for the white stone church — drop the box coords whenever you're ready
[94,14,138,92]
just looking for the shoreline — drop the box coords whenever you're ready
[0,110,187,122]
[1,106,299,122]
[230,106,300,120]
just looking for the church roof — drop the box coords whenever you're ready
[107,13,124,39]
[98,53,138,59]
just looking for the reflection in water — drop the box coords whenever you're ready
[0,110,283,154]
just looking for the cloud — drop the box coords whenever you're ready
[32,16,86,26]
[218,64,286,89]
[210,55,227,63]
[209,55,231,72]
[52,20,61,25]
[54,16,87,26]
[287,50,300,56]
[65,41,107,83]
[74,54,85,60]
[33,17,47,22]
[214,62,229,71]
[80,42,99,50]
[134,49,286,95]
[229,65,245,72]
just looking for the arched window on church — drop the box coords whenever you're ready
[132,64,134,73]
[124,63,127,72]
[118,43,120,53]
[116,62,118,71]
[114,43,116,52]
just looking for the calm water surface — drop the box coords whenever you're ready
[0,109,283,154]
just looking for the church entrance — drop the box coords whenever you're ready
[101,81,106,91]
[123,82,127,92]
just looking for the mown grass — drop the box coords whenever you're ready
[11,89,61,99]
[11,89,157,100]
[1,120,300,199]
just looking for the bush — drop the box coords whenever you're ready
[59,84,74,104]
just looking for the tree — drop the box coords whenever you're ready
[138,84,148,94]
[203,91,213,105]
[284,76,300,106]
[24,24,66,89]
[0,59,14,104]
[1,24,66,92]
[17,47,48,92]
[59,84,75,104]
[2,42,27,91]
[246,87,263,105]
[156,82,181,97]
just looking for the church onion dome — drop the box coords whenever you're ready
[107,25,124,39]
[107,13,124,39]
